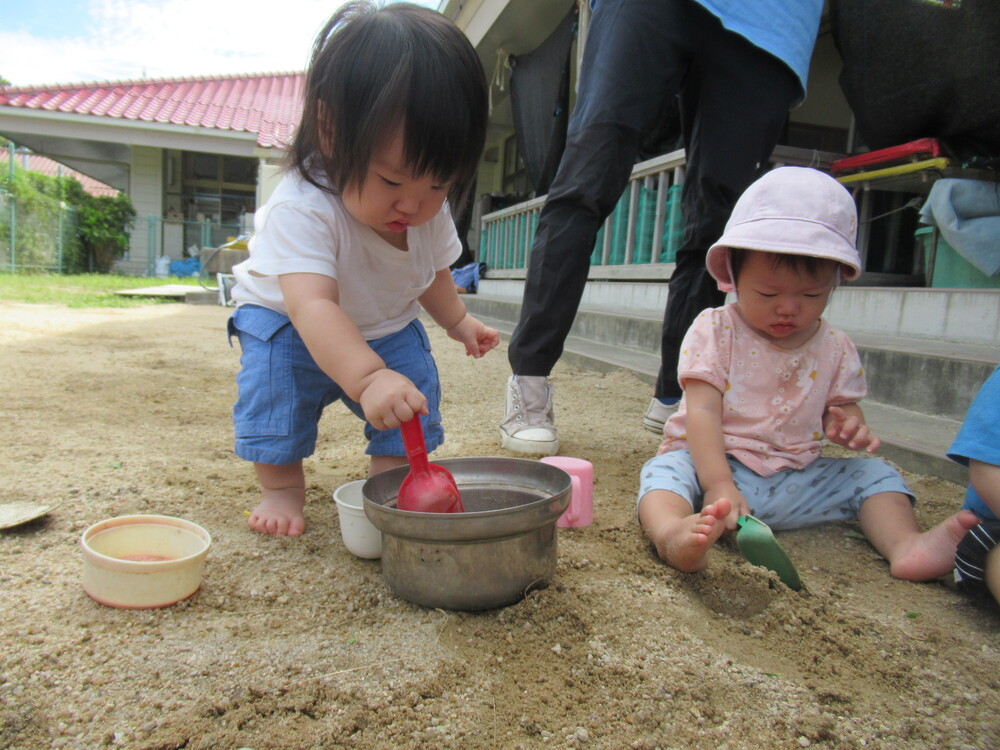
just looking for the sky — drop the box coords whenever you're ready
[0,0,441,87]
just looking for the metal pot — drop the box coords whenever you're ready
[363,457,570,611]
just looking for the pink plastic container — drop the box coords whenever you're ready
[540,456,593,528]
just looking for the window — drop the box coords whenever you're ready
[178,151,259,248]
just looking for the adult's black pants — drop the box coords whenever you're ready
[508,0,800,401]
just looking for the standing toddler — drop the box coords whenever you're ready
[229,2,499,536]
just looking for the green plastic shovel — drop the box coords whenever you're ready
[736,515,802,590]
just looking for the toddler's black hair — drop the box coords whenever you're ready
[288,1,488,205]
[729,248,843,285]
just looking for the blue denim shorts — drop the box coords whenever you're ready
[638,450,914,531]
[228,305,443,465]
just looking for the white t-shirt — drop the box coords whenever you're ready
[231,170,462,340]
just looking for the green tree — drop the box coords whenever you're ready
[62,179,136,272]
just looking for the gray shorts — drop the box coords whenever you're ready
[638,450,914,531]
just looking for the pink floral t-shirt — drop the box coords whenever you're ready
[659,305,867,477]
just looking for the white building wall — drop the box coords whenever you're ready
[115,145,163,276]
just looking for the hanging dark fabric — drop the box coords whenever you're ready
[509,4,578,195]
[832,0,1000,158]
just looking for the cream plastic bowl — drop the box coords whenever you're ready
[80,514,211,609]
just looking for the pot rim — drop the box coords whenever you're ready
[362,457,571,542]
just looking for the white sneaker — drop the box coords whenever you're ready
[499,375,559,455]
[642,397,678,434]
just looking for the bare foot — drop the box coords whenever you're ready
[889,510,980,581]
[247,487,306,537]
[651,498,732,573]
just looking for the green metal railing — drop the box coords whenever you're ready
[479,146,836,276]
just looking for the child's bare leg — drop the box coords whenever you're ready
[639,490,732,573]
[987,545,1000,604]
[859,492,980,581]
[370,455,408,476]
[249,462,306,537]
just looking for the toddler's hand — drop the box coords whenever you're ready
[358,369,428,430]
[447,314,500,358]
[824,405,880,453]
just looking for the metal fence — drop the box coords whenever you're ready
[0,196,243,277]
[139,215,246,277]
[0,176,81,273]
[1,142,246,276]
[480,145,837,278]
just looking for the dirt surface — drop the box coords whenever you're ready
[1,300,998,750]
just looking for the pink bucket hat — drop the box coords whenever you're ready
[705,167,861,293]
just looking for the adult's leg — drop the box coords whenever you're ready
[508,125,640,374]
[655,18,801,400]
[509,0,691,375]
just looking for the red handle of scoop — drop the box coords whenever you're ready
[400,417,432,474]
[397,418,465,513]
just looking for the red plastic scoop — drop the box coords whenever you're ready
[396,417,465,513]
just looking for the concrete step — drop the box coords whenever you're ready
[848,332,997,422]
[464,294,997,420]
[859,401,965,486]
[476,278,1000,349]
[464,295,981,485]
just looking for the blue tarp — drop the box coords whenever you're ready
[169,257,202,278]
[920,179,1000,276]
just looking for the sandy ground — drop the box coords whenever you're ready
[0,299,998,750]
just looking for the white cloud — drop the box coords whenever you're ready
[1,0,439,87]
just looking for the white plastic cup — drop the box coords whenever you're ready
[333,480,382,559]
[540,456,594,528]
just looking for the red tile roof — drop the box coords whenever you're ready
[0,150,118,197]
[0,73,305,149]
